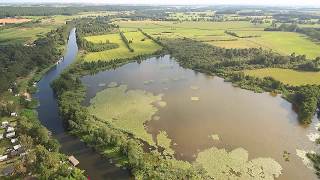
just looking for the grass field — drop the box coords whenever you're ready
[0,15,72,45]
[244,68,320,86]
[84,30,161,61]
[116,20,320,58]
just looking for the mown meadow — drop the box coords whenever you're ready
[244,68,320,86]
[83,30,161,61]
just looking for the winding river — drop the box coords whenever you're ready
[33,28,130,180]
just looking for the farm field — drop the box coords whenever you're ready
[116,20,320,58]
[244,68,320,86]
[0,18,31,24]
[0,15,72,45]
[83,30,161,61]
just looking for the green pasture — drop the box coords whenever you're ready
[84,30,161,61]
[116,20,320,58]
[244,68,320,86]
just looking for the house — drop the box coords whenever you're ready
[68,156,79,166]
[1,121,9,128]
[0,134,3,140]
[0,155,8,162]
[7,127,14,133]
[10,138,17,144]
[13,144,21,150]
[6,132,15,138]
[10,112,17,117]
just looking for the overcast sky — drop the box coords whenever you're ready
[2,0,320,7]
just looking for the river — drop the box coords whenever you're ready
[33,28,130,180]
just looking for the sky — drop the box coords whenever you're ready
[2,0,320,7]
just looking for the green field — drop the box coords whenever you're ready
[244,68,320,86]
[116,20,320,58]
[0,15,73,45]
[84,30,161,61]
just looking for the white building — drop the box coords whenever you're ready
[0,155,8,162]
[10,138,17,144]
[6,132,15,138]
[6,127,14,133]
[1,121,8,128]
[13,144,21,150]
[10,112,17,117]
[0,134,3,140]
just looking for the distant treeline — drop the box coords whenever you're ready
[265,23,320,41]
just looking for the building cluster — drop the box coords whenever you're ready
[0,121,26,176]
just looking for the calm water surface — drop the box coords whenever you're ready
[82,55,320,180]
[33,28,130,180]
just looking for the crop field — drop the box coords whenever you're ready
[84,30,161,61]
[0,15,72,45]
[244,68,320,86]
[0,18,31,24]
[116,20,320,58]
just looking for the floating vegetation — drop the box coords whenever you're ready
[196,147,282,180]
[156,101,167,108]
[108,82,118,88]
[88,85,162,146]
[191,96,200,101]
[283,150,290,162]
[211,134,220,141]
[296,149,315,169]
[156,131,175,156]
[161,78,170,84]
[307,132,320,142]
[144,80,154,85]
[152,115,160,121]
[98,83,106,87]
[159,64,174,69]
[190,86,200,90]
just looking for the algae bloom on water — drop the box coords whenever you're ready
[196,147,282,180]
[191,96,200,101]
[88,85,162,146]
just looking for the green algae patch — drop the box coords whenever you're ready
[191,96,200,101]
[108,82,118,88]
[88,85,162,146]
[156,131,175,156]
[210,134,220,141]
[152,115,160,121]
[156,101,167,108]
[190,86,200,90]
[143,80,154,85]
[196,147,282,180]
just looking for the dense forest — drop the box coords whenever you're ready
[0,26,69,93]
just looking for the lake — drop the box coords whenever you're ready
[82,55,320,180]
